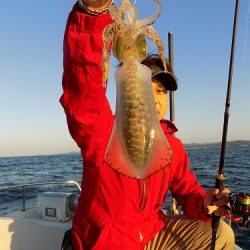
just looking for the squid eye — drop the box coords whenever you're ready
[136,35,147,60]
[113,34,147,62]
[114,36,126,61]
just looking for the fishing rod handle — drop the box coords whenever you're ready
[211,174,225,229]
[215,173,225,191]
[206,174,225,215]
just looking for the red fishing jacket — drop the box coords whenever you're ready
[60,5,209,250]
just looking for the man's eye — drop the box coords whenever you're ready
[158,89,166,94]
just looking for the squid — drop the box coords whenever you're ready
[103,0,172,179]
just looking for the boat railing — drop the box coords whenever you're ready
[0,180,81,212]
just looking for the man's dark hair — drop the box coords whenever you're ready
[117,53,177,91]
[141,54,173,73]
[142,54,177,91]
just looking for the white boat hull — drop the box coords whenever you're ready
[0,210,71,250]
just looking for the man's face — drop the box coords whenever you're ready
[151,78,168,121]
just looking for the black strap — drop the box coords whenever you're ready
[61,229,73,250]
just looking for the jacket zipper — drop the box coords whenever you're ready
[139,179,148,211]
[156,168,166,208]
[139,226,144,242]
[138,227,144,250]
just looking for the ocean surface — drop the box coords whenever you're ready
[0,142,249,249]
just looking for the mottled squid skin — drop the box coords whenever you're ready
[103,0,172,178]
[118,58,152,170]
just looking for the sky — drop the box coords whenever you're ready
[0,0,249,157]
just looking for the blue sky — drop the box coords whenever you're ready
[0,0,249,157]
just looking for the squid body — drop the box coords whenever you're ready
[103,0,172,179]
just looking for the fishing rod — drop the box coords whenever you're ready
[168,31,179,215]
[210,1,249,249]
[168,31,175,126]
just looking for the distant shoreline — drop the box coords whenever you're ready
[184,140,250,148]
[1,140,249,158]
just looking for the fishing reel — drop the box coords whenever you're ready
[227,192,250,229]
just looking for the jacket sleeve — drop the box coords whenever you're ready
[169,138,210,222]
[60,5,114,159]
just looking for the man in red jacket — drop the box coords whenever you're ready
[60,1,234,249]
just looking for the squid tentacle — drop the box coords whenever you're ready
[102,24,115,86]
[109,4,119,20]
[136,0,161,29]
[119,0,134,17]
[125,4,138,26]
[143,25,167,71]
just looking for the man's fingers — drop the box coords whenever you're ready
[216,187,231,199]
[207,188,220,196]
[206,205,218,215]
[214,206,231,217]
[204,187,231,216]
[213,197,230,207]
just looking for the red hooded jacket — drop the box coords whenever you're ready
[60,5,209,250]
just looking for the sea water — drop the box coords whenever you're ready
[0,142,249,249]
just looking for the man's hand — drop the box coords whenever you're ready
[204,188,231,217]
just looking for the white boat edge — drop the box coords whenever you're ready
[0,209,71,250]
[0,180,244,250]
[0,180,80,250]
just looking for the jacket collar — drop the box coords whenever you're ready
[160,119,178,135]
